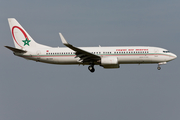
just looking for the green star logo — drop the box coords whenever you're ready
[22,38,31,46]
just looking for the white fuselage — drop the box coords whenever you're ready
[15,46,177,65]
[7,18,177,72]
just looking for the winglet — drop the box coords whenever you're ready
[59,33,68,45]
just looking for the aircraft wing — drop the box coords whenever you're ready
[59,33,101,63]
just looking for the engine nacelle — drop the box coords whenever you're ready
[101,57,119,68]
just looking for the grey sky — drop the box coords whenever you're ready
[0,0,180,120]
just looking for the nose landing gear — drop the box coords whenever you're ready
[157,66,161,70]
[157,62,167,70]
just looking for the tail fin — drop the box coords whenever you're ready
[8,18,49,49]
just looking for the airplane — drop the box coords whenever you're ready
[5,18,177,73]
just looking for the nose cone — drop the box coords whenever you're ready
[171,53,177,60]
[166,53,177,62]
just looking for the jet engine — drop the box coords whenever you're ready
[101,57,119,68]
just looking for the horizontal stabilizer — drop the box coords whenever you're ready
[5,46,27,53]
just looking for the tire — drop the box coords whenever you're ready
[157,66,161,70]
[88,66,95,73]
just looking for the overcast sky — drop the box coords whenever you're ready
[0,0,180,120]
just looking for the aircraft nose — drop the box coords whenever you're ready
[174,54,177,59]
[167,53,177,62]
[172,53,177,60]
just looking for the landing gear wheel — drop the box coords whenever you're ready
[88,66,95,73]
[157,66,161,70]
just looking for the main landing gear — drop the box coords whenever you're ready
[88,64,95,73]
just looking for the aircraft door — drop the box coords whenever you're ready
[36,50,41,60]
[154,49,159,57]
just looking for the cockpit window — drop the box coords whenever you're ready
[163,51,170,53]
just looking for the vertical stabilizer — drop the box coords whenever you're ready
[8,18,49,49]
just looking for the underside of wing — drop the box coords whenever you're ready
[59,33,101,63]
